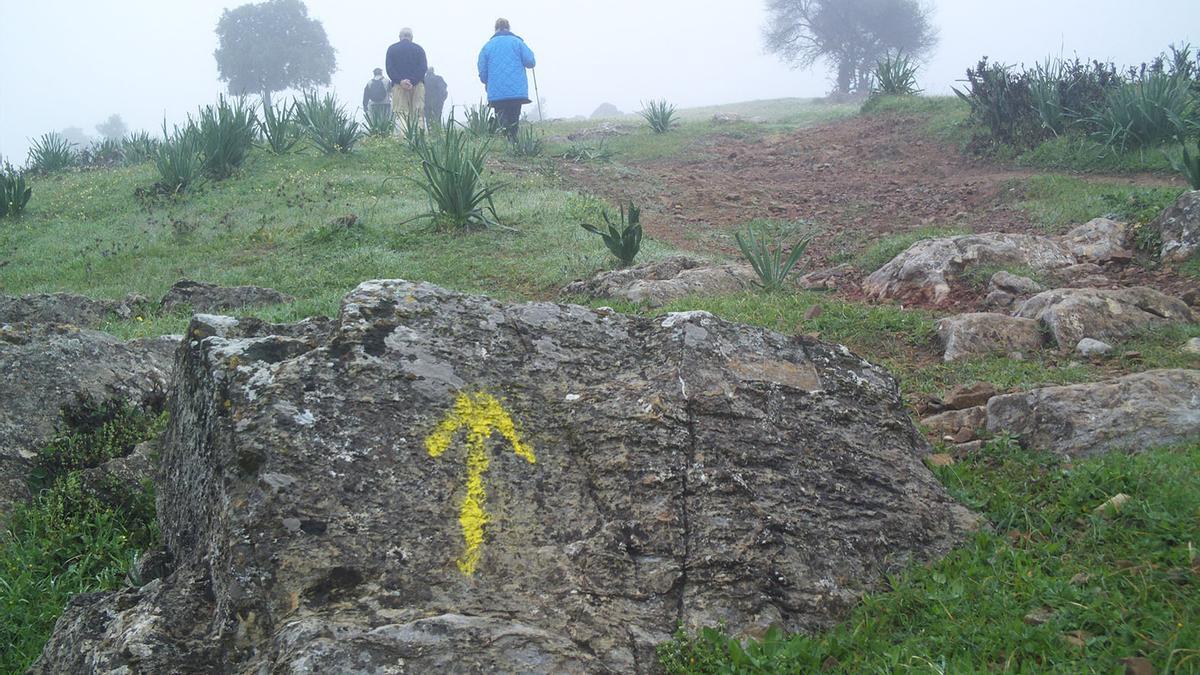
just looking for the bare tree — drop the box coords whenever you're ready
[763,0,937,94]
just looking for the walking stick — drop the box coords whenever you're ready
[532,68,545,122]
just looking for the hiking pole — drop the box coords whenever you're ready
[532,68,544,122]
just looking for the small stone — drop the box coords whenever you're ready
[804,305,824,321]
[1183,337,1200,355]
[950,427,976,444]
[1182,288,1200,307]
[1069,572,1090,585]
[984,290,1016,308]
[1123,351,1143,361]
[1075,338,1113,357]
[1121,656,1154,675]
[1094,493,1131,515]
[282,518,302,533]
[944,382,997,410]
[1023,606,1056,626]
[927,453,956,467]
[990,271,1044,296]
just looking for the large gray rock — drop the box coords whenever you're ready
[863,233,1077,305]
[1013,287,1195,350]
[0,324,174,515]
[987,370,1200,457]
[934,312,1045,362]
[1149,190,1200,263]
[0,292,148,327]
[1060,218,1131,262]
[35,281,976,673]
[160,279,293,313]
[562,256,757,307]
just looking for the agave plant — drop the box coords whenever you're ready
[510,125,544,157]
[81,137,124,167]
[458,102,496,137]
[27,132,78,174]
[259,100,303,154]
[581,202,642,267]
[639,99,678,134]
[409,113,504,229]
[364,105,398,138]
[736,223,813,292]
[121,131,159,164]
[194,96,258,180]
[872,52,922,97]
[399,111,426,150]
[1169,140,1200,190]
[1,162,33,218]
[296,91,363,154]
[1090,72,1197,149]
[154,123,204,195]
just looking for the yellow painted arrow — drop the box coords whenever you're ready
[425,392,536,576]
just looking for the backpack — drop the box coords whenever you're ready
[366,78,389,103]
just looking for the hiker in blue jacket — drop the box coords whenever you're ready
[477,18,536,141]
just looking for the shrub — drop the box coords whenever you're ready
[26,132,78,174]
[1090,72,1197,149]
[736,222,812,291]
[1168,139,1200,189]
[458,102,496,138]
[399,111,426,150]
[639,99,678,133]
[154,123,204,195]
[510,125,544,157]
[121,131,159,164]
[364,105,397,138]
[409,114,503,229]
[296,91,362,154]
[1,162,32,218]
[80,137,124,167]
[259,100,303,154]
[581,202,643,267]
[194,96,258,179]
[872,52,921,97]
[32,401,166,487]
[953,58,1041,147]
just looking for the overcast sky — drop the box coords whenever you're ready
[2,0,1198,163]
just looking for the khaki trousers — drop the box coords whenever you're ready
[392,82,426,130]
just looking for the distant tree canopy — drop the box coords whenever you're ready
[763,0,937,94]
[214,0,336,106]
[95,114,127,140]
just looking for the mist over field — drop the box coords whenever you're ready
[1,0,1198,162]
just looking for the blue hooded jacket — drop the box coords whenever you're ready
[477,30,536,104]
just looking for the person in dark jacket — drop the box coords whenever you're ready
[424,68,449,126]
[385,28,428,130]
[362,68,392,119]
[477,18,536,141]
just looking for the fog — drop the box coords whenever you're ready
[1,0,1197,163]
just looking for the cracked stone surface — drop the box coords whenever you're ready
[1150,189,1200,263]
[34,281,976,673]
[159,279,294,313]
[560,256,757,307]
[1013,287,1195,350]
[0,291,150,327]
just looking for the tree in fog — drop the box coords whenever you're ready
[95,114,127,140]
[214,0,336,107]
[763,0,937,94]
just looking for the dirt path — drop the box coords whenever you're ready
[553,112,1193,309]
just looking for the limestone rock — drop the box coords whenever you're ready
[863,233,1076,305]
[0,292,149,327]
[1149,190,1200,263]
[1013,287,1195,350]
[921,406,988,439]
[1045,263,1110,288]
[798,264,856,291]
[943,382,997,410]
[160,279,294,313]
[1185,337,1200,355]
[990,271,1044,296]
[935,313,1045,362]
[561,257,756,307]
[35,281,976,673]
[0,325,174,515]
[1059,218,1131,262]
[986,369,1200,457]
[1075,338,1113,356]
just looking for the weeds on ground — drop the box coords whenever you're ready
[1017,176,1184,233]
[659,437,1200,673]
[1168,140,1200,189]
[510,125,545,157]
[581,202,642,267]
[364,106,397,138]
[560,139,613,162]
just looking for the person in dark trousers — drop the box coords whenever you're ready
[424,68,449,126]
[362,68,392,119]
[385,28,428,130]
[477,17,536,141]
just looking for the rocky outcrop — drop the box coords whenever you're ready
[863,233,1077,305]
[1013,287,1195,350]
[0,292,148,328]
[561,256,756,307]
[1149,190,1200,263]
[987,370,1200,457]
[160,279,293,313]
[934,313,1045,362]
[0,325,174,515]
[35,281,976,673]
[1060,218,1131,262]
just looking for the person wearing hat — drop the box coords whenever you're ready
[362,67,392,119]
[477,18,536,141]
[386,28,428,130]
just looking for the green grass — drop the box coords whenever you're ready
[1,405,164,674]
[855,226,969,274]
[1015,175,1185,233]
[660,437,1200,674]
[860,95,971,146]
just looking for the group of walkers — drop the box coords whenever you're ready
[362,18,537,141]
